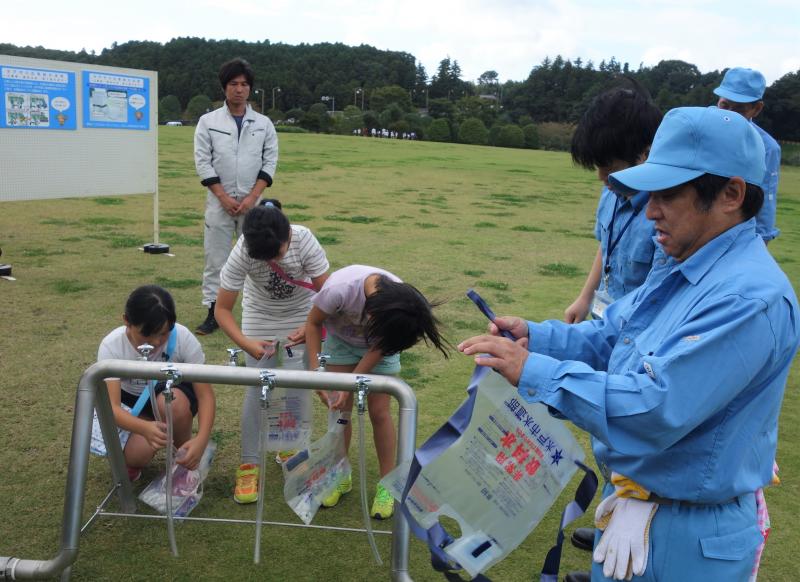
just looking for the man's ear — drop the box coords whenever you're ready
[750,101,764,119]
[720,177,746,214]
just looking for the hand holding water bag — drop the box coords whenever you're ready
[139,441,217,519]
[382,366,585,578]
[249,339,313,452]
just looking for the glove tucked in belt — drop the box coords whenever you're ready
[593,472,657,581]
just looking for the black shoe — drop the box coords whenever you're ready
[571,527,595,552]
[196,303,218,335]
[564,572,591,582]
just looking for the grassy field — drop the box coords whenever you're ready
[1,127,799,581]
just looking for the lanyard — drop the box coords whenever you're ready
[269,260,316,291]
[604,197,642,277]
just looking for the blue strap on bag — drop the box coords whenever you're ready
[399,365,598,581]
[130,326,178,417]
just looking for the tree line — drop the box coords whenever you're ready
[2,39,798,143]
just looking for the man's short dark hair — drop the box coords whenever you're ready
[219,58,254,89]
[571,85,662,169]
[242,203,290,261]
[689,173,764,220]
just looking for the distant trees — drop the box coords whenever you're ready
[185,95,212,123]
[427,118,452,142]
[458,118,489,145]
[158,95,182,123]
[3,39,798,141]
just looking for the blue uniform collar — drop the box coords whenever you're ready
[610,188,649,212]
[674,219,757,285]
[628,190,650,213]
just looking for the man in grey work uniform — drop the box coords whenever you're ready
[194,58,278,334]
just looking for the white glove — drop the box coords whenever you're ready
[593,494,657,580]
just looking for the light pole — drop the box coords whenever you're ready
[253,88,265,113]
[321,95,335,115]
[271,87,281,111]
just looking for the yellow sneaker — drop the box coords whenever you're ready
[321,472,352,508]
[370,484,394,520]
[275,450,298,465]
[234,463,259,504]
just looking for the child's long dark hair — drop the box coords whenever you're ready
[125,285,176,336]
[363,276,450,357]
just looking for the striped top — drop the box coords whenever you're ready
[220,225,329,337]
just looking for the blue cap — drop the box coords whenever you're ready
[609,106,765,194]
[713,67,766,103]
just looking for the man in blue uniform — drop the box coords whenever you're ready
[714,67,781,244]
[459,106,799,581]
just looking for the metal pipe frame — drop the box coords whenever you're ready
[0,360,417,581]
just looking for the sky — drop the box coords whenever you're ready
[3,0,799,84]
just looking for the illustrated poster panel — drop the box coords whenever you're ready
[0,66,77,130]
[82,71,149,130]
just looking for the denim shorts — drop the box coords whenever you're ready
[324,333,401,374]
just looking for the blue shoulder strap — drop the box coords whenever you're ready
[130,326,178,417]
[399,365,597,582]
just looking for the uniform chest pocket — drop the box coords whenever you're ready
[209,127,234,150]
[629,237,654,264]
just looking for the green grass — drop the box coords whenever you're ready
[1,127,799,581]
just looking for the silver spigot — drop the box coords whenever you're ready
[259,370,276,410]
[356,376,371,414]
[226,347,243,367]
[161,364,182,403]
[317,352,330,372]
[137,343,155,361]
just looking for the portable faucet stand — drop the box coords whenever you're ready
[0,361,418,581]
[161,364,181,557]
[136,344,162,423]
[254,370,275,564]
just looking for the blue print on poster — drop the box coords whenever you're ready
[0,66,77,130]
[82,71,150,130]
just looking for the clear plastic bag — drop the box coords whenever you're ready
[382,368,585,578]
[139,442,216,519]
[282,411,351,525]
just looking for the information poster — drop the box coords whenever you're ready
[82,71,149,130]
[0,65,76,130]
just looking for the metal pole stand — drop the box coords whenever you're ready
[0,362,416,581]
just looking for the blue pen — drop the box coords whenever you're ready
[466,289,515,340]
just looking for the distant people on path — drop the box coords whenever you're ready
[194,58,279,335]
[714,67,781,244]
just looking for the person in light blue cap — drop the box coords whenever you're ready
[459,106,800,581]
[714,67,781,244]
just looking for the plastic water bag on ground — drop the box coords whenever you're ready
[139,441,216,519]
[382,367,585,578]
[283,412,351,525]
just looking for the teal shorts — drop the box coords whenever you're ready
[324,333,401,374]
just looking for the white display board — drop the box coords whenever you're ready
[0,55,158,203]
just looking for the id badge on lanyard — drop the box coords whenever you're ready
[591,277,613,320]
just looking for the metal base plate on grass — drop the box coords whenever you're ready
[143,243,170,254]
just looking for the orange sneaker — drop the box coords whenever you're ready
[234,463,259,504]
